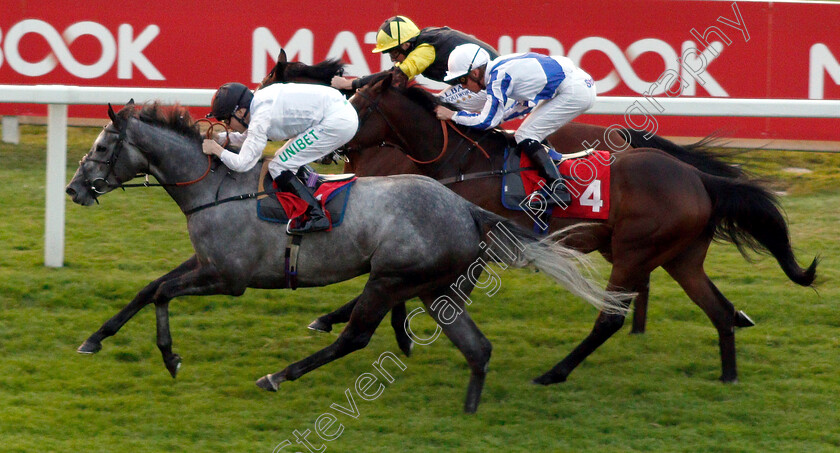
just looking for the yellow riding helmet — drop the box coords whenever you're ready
[372,16,421,53]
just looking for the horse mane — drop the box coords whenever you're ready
[284,58,345,84]
[126,102,202,143]
[401,85,444,113]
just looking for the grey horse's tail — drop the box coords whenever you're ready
[468,206,632,314]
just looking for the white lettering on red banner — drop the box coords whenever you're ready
[809,44,840,100]
[0,19,163,80]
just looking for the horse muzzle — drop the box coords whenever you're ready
[65,179,99,206]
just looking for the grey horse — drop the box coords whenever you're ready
[65,101,627,412]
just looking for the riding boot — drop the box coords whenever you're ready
[274,170,331,233]
[517,139,571,204]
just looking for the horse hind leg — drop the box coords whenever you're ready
[662,242,743,383]
[257,275,401,392]
[420,281,491,413]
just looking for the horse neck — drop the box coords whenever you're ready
[344,143,422,176]
[387,99,501,178]
[127,119,214,211]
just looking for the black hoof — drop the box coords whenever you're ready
[307,319,332,333]
[397,338,413,357]
[165,354,182,379]
[720,375,739,384]
[77,339,102,354]
[629,328,646,335]
[256,374,278,392]
[531,372,567,386]
[735,310,755,328]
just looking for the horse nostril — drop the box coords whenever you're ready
[66,187,76,197]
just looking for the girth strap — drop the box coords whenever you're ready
[285,233,303,290]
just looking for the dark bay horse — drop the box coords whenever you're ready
[326,74,817,385]
[258,52,744,336]
[64,101,629,412]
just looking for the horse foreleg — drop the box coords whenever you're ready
[77,255,200,354]
[630,274,651,334]
[309,298,413,357]
[390,302,412,357]
[155,301,180,378]
[257,277,397,392]
[307,296,359,332]
[150,262,234,378]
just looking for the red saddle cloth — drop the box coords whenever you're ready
[519,151,611,220]
[273,178,357,227]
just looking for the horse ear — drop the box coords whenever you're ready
[278,49,287,64]
[380,72,393,91]
[107,103,118,123]
[127,98,135,107]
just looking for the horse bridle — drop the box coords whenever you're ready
[351,87,489,165]
[80,117,215,199]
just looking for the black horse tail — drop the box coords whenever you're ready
[699,172,818,286]
[618,128,745,179]
[467,206,633,313]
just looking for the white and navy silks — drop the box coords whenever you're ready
[215,83,358,178]
[450,53,596,144]
[438,84,532,120]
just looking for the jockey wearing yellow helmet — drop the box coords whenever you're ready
[331,16,498,110]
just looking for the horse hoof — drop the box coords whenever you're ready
[77,340,102,354]
[531,372,566,386]
[256,375,278,392]
[398,339,414,357]
[307,319,332,333]
[735,310,755,328]
[165,354,182,379]
[720,376,739,384]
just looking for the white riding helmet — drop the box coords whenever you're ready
[443,44,491,84]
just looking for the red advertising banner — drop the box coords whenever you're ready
[1,0,838,141]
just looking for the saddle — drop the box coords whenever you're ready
[256,161,356,229]
[501,148,611,222]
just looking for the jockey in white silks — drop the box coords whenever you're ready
[203,82,358,233]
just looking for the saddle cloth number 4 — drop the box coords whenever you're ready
[579,180,603,212]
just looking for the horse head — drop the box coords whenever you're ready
[257,49,347,91]
[67,101,206,206]
[66,100,148,205]
[345,73,448,160]
[257,49,290,89]
[345,73,396,151]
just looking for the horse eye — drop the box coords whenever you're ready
[96,145,107,153]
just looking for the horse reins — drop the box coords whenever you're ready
[84,117,226,198]
[354,88,490,165]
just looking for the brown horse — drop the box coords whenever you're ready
[258,53,745,338]
[323,73,817,385]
